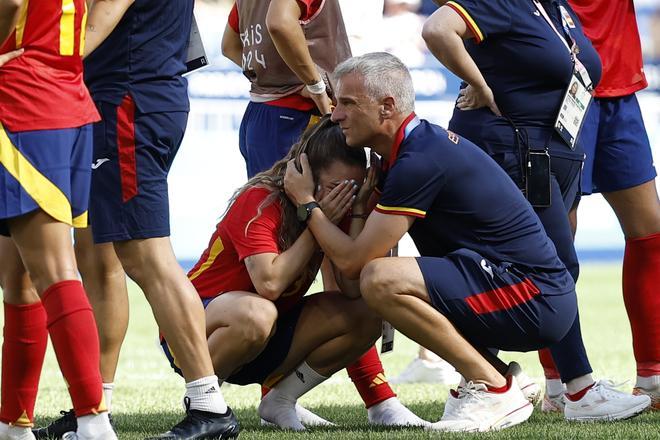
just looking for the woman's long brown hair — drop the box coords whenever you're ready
[225,115,367,259]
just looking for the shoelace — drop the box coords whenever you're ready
[457,381,488,400]
[593,379,630,400]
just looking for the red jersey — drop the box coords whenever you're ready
[0,0,99,132]
[188,187,322,313]
[569,0,647,97]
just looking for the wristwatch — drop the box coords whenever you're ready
[296,201,320,222]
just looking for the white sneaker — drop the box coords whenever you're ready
[506,362,541,405]
[391,357,460,385]
[260,403,334,427]
[564,380,651,421]
[0,423,35,440]
[427,377,533,432]
[367,397,429,427]
[541,392,566,412]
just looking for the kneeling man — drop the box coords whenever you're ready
[284,53,580,432]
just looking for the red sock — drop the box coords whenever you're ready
[346,346,396,408]
[41,280,106,416]
[566,382,594,402]
[538,348,561,380]
[0,302,48,427]
[623,233,660,377]
[487,375,512,394]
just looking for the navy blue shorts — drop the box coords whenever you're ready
[239,102,317,178]
[580,94,656,195]
[161,296,305,385]
[417,248,577,352]
[89,94,188,243]
[0,123,92,236]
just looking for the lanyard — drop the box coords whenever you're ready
[532,0,592,91]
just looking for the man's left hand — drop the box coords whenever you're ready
[284,153,316,205]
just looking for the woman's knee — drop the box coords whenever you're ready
[230,298,278,347]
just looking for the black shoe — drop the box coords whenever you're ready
[146,407,240,440]
[32,410,116,439]
[33,410,76,439]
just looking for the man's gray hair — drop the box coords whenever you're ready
[333,52,415,114]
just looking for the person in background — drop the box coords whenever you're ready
[422,0,651,421]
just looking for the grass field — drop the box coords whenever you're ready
[17,263,660,439]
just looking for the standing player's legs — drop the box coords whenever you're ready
[74,228,129,410]
[88,97,237,438]
[582,95,660,407]
[0,124,115,439]
[0,237,46,440]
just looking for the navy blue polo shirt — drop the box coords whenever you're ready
[445,0,601,159]
[375,115,574,295]
[84,0,193,113]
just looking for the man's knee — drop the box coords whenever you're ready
[360,259,395,307]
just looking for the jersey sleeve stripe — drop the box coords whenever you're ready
[189,237,226,281]
[375,204,426,218]
[0,124,75,226]
[446,1,484,44]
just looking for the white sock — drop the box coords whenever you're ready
[258,362,328,431]
[368,397,427,426]
[636,375,660,390]
[102,383,114,413]
[545,378,565,396]
[565,374,595,395]
[185,375,227,414]
[77,413,113,438]
[0,422,35,440]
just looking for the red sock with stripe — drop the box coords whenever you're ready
[347,346,396,408]
[623,233,660,377]
[41,280,106,416]
[538,348,561,380]
[0,302,48,427]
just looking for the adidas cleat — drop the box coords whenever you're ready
[146,408,239,440]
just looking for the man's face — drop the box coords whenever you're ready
[331,72,382,147]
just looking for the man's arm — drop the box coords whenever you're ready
[221,23,242,68]
[266,0,332,114]
[83,0,135,58]
[0,0,23,47]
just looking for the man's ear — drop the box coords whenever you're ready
[380,97,396,119]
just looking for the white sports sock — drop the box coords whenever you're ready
[636,375,660,390]
[367,397,428,426]
[102,383,114,413]
[258,362,328,431]
[185,375,228,414]
[565,374,595,395]
[545,378,564,396]
[0,422,36,440]
[76,412,113,439]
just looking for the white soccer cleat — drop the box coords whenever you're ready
[564,380,651,421]
[0,423,36,440]
[258,391,305,431]
[62,430,117,440]
[427,377,533,432]
[367,397,430,427]
[260,403,335,427]
[506,362,541,406]
[391,357,460,385]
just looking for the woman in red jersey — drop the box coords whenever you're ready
[161,117,398,431]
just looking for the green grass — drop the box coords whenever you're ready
[15,263,660,438]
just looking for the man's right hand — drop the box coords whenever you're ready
[0,48,23,67]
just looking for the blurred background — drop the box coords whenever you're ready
[171,0,660,267]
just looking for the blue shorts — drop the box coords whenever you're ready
[417,248,577,352]
[0,123,92,236]
[580,94,656,195]
[161,296,305,385]
[89,95,188,243]
[239,102,317,178]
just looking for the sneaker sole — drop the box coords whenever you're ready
[488,401,534,432]
[565,400,651,422]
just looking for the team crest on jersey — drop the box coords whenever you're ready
[447,130,460,144]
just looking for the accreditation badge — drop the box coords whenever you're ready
[554,71,591,149]
[185,15,208,74]
[381,321,395,353]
